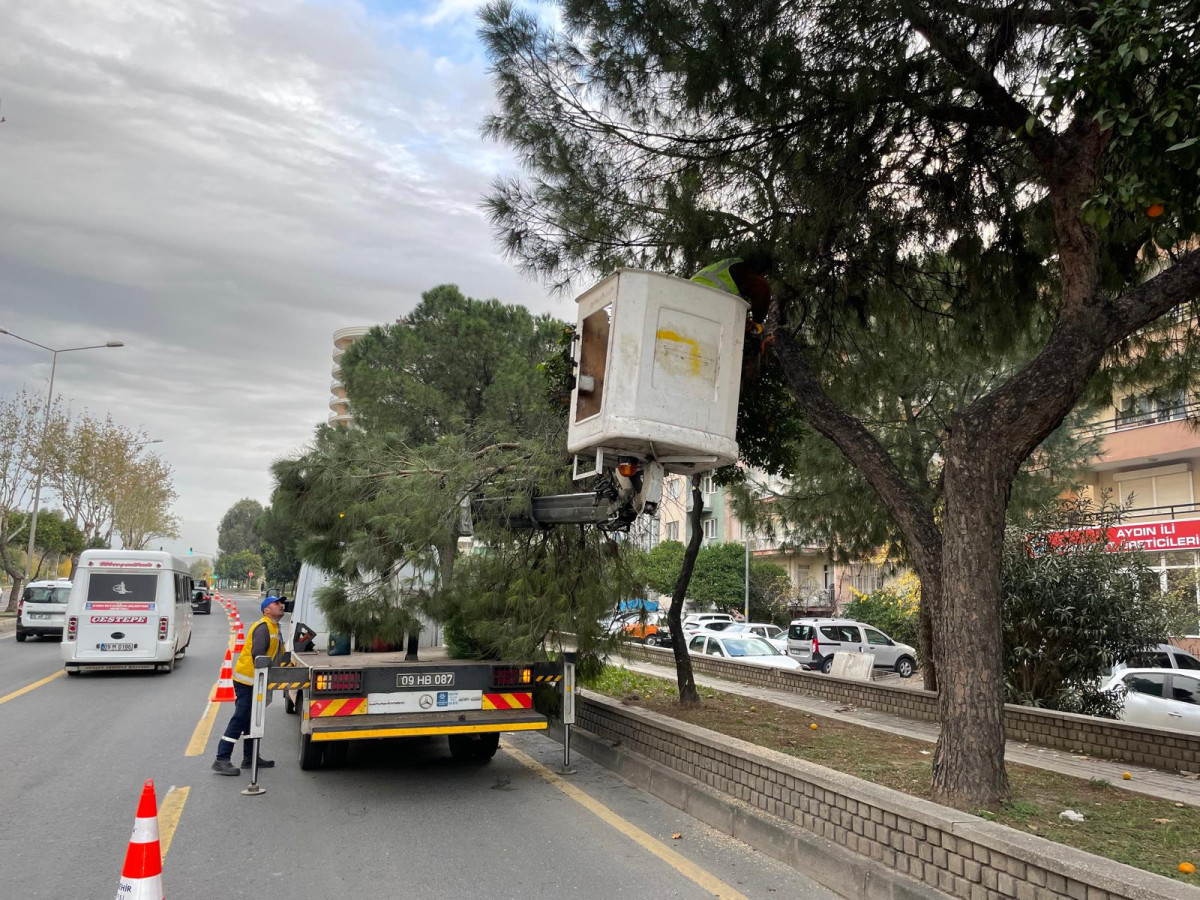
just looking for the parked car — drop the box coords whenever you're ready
[1110,643,1200,674]
[686,632,802,670]
[683,612,736,633]
[190,579,213,615]
[1099,668,1200,733]
[720,622,788,653]
[15,579,73,642]
[787,617,918,678]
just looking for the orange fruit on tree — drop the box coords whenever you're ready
[1147,203,1165,218]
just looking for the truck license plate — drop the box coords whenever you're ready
[397,672,455,688]
[30,613,49,620]
[98,642,136,651]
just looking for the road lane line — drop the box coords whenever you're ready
[502,741,749,900]
[185,699,221,756]
[0,670,64,706]
[159,786,190,859]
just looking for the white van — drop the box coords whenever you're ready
[61,550,193,674]
[16,579,74,642]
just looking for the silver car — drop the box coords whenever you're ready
[786,617,918,677]
[15,579,73,642]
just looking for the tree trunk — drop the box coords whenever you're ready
[918,579,939,693]
[931,441,1011,808]
[667,475,705,707]
[4,576,23,612]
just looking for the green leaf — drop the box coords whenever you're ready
[1134,46,1149,64]
[1167,137,1199,152]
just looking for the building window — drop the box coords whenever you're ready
[700,474,715,495]
[1116,390,1187,429]
[850,563,885,595]
[1113,463,1194,514]
[666,478,681,500]
[666,521,680,542]
[702,518,718,542]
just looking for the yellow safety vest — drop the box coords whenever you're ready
[690,258,743,295]
[233,617,282,685]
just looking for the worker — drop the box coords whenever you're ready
[212,594,286,775]
[692,258,774,375]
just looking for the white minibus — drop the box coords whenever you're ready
[61,550,193,674]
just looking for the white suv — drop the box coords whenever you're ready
[16,579,73,642]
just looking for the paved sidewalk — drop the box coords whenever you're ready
[617,655,1200,807]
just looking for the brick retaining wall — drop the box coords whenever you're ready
[615,642,1200,774]
[577,691,1199,900]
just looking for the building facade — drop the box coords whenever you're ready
[329,325,372,426]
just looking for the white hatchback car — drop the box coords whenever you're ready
[1100,668,1200,733]
[686,632,802,671]
[15,579,73,642]
[720,622,789,653]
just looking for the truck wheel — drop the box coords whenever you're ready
[448,734,474,762]
[15,632,26,643]
[475,732,500,760]
[299,732,324,771]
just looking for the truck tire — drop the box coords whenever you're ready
[299,732,324,771]
[475,732,500,760]
[15,631,26,643]
[449,733,500,762]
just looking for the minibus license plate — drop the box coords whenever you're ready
[397,672,454,688]
[98,642,136,651]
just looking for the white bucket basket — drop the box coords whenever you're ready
[567,269,748,474]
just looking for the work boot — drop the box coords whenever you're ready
[211,759,240,776]
[244,756,275,768]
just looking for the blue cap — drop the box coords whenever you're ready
[261,596,281,612]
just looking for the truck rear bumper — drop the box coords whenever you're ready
[309,708,547,742]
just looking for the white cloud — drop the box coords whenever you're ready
[0,0,560,557]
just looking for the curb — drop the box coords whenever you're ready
[547,723,949,900]
[0,616,16,635]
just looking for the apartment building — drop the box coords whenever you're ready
[328,325,372,426]
[1075,389,1200,636]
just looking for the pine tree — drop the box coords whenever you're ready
[479,0,1200,807]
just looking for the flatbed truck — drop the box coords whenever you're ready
[269,646,562,770]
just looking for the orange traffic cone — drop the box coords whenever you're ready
[233,628,245,655]
[116,779,164,900]
[214,650,236,702]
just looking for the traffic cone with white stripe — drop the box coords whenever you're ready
[214,649,236,702]
[115,779,164,900]
[233,627,245,655]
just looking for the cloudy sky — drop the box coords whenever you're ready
[0,0,563,558]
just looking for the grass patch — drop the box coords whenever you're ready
[583,666,1200,883]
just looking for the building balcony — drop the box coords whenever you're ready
[330,380,347,399]
[328,411,353,426]
[1080,401,1200,471]
[330,395,350,414]
[1099,502,1200,523]
[333,325,372,349]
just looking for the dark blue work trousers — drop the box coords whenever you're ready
[217,681,256,761]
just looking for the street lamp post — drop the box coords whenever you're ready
[0,327,124,588]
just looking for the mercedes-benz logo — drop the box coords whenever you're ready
[418,693,434,709]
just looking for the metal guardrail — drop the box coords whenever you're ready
[1100,502,1200,522]
[1076,399,1200,438]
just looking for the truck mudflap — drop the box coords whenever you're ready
[307,707,548,742]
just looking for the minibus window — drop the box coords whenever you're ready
[86,573,159,604]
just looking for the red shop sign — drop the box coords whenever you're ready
[1046,519,1200,553]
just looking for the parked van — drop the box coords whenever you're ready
[787,617,918,678]
[61,550,193,674]
[15,578,73,642]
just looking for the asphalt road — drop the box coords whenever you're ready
[0,594,838,899]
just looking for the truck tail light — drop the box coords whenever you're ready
[67,616,78,641]
[314,670,363,693]
[811,636,820,658]
[158,617,169,640]
[493,665,533,686]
